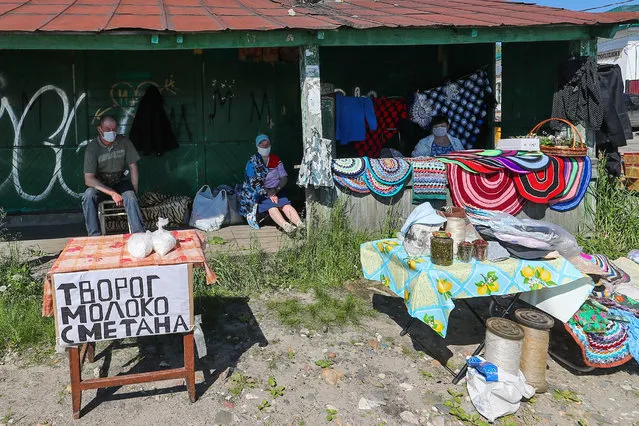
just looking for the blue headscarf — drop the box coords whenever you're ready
[255,134,270,147]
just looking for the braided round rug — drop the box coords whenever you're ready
[332,158,366,178]
[366,157,412,185]
[565,321,632,368]
[447,163,527,215]
[334,174,370,194]
[513,155,566,203]
[550,156,591,212]
[508,153,551,172]
[362,168,406,197]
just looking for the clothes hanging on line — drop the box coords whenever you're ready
[551,56,604,131]
[355,97,408,158]
[409,70,492,150]
[336,94,377,145]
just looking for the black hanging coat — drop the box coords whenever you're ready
[129,85,179,156]
[596,64,633,148]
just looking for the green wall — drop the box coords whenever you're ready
[501,41,571,137]
[0,49,303,212]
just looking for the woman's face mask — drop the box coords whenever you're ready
[432,126,447,137]
[258,146,271,156]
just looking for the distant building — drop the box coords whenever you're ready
[597,5,639,93]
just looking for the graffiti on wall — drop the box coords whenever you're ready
[334,86,378,98]
[1,75,180,203]
[0,85,89,202]
[93,74,180,134]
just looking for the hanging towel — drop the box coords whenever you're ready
[129,85,179,156]
[412,158,448,203]
[336,94,377,145]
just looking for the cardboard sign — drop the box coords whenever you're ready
[53,264,192,347]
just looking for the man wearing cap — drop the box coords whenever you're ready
[238,134,304,233]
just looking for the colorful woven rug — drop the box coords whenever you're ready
[334,174,370,194]
[580,253,631,287]
[447,163,527,215]
[366,157,412,185]
[512,155,566,203]
[362,168,406,197]
[550,156,592,212]
[332,158,366,177]
[412,158,447,203]
[565,320,632,368]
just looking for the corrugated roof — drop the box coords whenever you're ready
[0,0,637,33]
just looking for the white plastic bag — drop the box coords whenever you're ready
[152,217,177,256]
[127,231,154,259]
[466,359,535,423]
[189,185,228,231]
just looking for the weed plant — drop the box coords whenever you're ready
[578,161,639,258]
[0,208,56,353]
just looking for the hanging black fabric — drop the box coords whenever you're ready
[129,86,179,156]
[596,64,633,148]
[551,56,604,131]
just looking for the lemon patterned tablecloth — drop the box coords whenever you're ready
[361,239,589,338]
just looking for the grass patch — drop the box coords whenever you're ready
[0,208,56,354]
[267,287,375,331]
[578,160,639,258]
[207,199,377,295]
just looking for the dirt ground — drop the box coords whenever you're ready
[1,280,639,426]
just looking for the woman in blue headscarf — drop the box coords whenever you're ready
[239,134,304,233]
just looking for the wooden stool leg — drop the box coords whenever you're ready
[183,332,196,403]
[87,342,96,363]
[67,347,83,419]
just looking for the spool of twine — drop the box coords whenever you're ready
[514,309,555,393]
[483,318,525,377]
[445,217,466,255]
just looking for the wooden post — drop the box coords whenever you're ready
[184,332,196,403]
[299,44,328,224]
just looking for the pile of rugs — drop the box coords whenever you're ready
[331,150,591,213]
[564,253,639,368]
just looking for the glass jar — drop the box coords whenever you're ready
[430,231,454,266]
[473,239,489,261]
[458,241,473,263]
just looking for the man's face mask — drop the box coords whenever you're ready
[102,130,117,143]
[432,126,447,137]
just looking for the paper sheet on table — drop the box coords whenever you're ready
[520,277,594,322]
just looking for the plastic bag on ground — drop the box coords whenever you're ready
[466,356,535,423]
[152,217,177,256]
[127,231,154,259]
[188,185,228,232]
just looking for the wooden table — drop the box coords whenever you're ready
[67,332,196,419]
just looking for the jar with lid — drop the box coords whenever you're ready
[430,231,454,266]
[458,241,473,263]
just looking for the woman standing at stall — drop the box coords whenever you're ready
[411,115,465,157]
[239,134,304,233]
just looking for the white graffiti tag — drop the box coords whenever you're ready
[0,85,89,202]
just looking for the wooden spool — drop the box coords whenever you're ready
[514,308,555,393]
[484,318,525,377]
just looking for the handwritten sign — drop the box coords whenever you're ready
[53,264,192,346]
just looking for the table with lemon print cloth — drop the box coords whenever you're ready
[361,239,589,338]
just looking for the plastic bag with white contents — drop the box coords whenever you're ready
[152,217,177,256]
[466,356,535,423]
[127,231,154,259]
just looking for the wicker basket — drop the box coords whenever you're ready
[528,118,588,157]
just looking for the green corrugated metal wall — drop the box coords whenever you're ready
[0,49,303,212]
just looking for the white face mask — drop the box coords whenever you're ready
[102,131,117,143]
[432,127,447,137]
[258,146,271,156]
